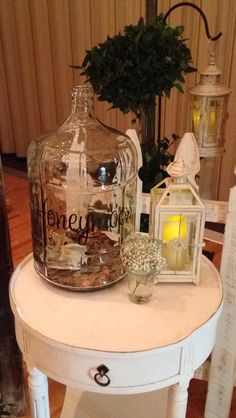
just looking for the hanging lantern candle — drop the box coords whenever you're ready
[189,53,231,157]
[149,160,205,284]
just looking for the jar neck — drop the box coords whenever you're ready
[172,175,187,185]
[71,85,94,118]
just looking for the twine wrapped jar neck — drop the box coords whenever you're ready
[166,159,190,184]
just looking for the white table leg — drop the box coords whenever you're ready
[166,379,190,418]
[27,367,50,418]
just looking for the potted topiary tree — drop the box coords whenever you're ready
[73,14,196,193]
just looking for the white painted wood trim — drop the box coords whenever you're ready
[204,185,236,418]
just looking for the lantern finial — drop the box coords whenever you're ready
[166,159,187,178]
[170,132,200,190]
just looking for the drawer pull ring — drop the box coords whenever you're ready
[94,364,110,386]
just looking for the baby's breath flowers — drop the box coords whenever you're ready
[121,233,165,273]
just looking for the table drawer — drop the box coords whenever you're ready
[62,350,181,392]
[16,323,181,394]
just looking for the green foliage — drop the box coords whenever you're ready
[77,15,196,115]
[139,134,180,193]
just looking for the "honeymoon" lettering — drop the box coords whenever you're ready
[32,194,133,245]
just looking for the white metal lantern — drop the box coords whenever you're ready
[189,53,231,157]
[149,161,205,285]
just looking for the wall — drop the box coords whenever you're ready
[0,0,235,199]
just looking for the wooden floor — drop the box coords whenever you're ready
[3,169,236,418]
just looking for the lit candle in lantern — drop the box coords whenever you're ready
[207,103,217,143]
[192,110,201,132]
[210,109,216,127]
[162,215,189,271]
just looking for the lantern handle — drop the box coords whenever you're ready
[163,2,222,41]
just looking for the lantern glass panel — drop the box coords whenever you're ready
[191,97,202,136]
[206,98,220,145]
[191,96,226,152]
[167,186,196,205]
[159,210,199,273]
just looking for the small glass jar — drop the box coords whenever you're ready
[127,269,155,304]
[27,85,138,290]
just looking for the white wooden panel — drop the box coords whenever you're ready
[203,199,228,223]
[205,185,236,418]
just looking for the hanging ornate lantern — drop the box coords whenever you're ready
[149,161,205,285]
[189,53,231,157]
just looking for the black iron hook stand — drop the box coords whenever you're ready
[157,1,222,144]
[163,2,222,41]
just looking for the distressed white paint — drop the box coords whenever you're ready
[27,367,50,418]
[204,184,236,418]
[9,254,222,418]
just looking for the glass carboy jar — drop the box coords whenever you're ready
[27,86,138,290]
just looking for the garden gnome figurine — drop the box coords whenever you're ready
[174,132,200,190]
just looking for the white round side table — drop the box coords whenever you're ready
[10,254,222,418]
